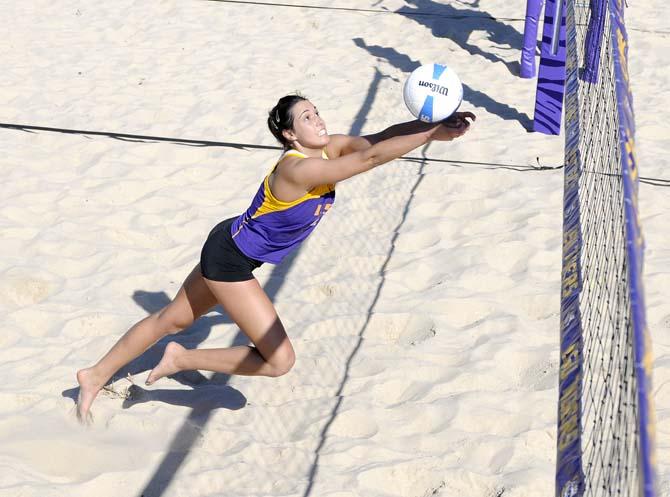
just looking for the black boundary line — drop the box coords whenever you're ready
[5,122,668,184]
[1,122,561,171]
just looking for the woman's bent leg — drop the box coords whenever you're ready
[76,264,217,421]
[146,277,295,384]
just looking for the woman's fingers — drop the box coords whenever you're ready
[458,111,477,121]
[442,117,465,128]
[441,111,476,129]
[444,118,470,131]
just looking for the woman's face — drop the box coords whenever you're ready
[284,100,329,149]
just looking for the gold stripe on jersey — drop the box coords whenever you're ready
[251,149,334,219]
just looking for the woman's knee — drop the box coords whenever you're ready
[267,344,296,377]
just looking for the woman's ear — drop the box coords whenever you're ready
[282,128,296,143]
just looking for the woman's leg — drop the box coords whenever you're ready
[76,264,217,421]
[146,277,295,384]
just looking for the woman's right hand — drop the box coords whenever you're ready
[430,111,476,141]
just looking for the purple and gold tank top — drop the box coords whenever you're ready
[230,149,335,264]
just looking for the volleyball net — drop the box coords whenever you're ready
[556,1,658,496]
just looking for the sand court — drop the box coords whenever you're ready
[1,1,668,496]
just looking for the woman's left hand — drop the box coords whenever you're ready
[431,111,476,141]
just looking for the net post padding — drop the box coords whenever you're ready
[521,0,545,78]
[556,0,586,493]
[533,0,568,135]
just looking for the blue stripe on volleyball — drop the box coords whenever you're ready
[432,64,447,80]
[419,95,434,122]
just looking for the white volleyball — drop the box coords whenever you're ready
[403,63,463,122]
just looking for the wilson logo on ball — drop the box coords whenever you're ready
[417,80,450,96]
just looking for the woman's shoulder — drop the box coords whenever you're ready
[325,134,351,159]
[272,149,311,182]
[273,149,308,172]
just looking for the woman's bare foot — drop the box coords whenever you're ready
[76,367,107,424]
[146,342,186,386]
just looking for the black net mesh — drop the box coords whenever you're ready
[564,1,640,495]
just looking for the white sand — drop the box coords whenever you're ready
[0,1,667,496]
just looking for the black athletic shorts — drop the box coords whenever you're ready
[200,217,263,282]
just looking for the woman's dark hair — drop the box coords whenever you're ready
[268,94,307,149]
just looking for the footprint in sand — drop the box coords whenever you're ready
[465,440,515,474]
[365,313,437,346]
[370,378,433,406]
[357,458,445,497]
[1,426,147,479]
[483,240,533,274]
[515,294,558,321]
[0,272,57,308]
[62,313,126,338]
[329,408,378,439]
[0,392,42,414]
[393,229,440,253]
[518,358,558,391]
[428,298,494,329]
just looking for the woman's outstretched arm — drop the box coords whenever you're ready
[327,112,476,158]
[288,112,476,188]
